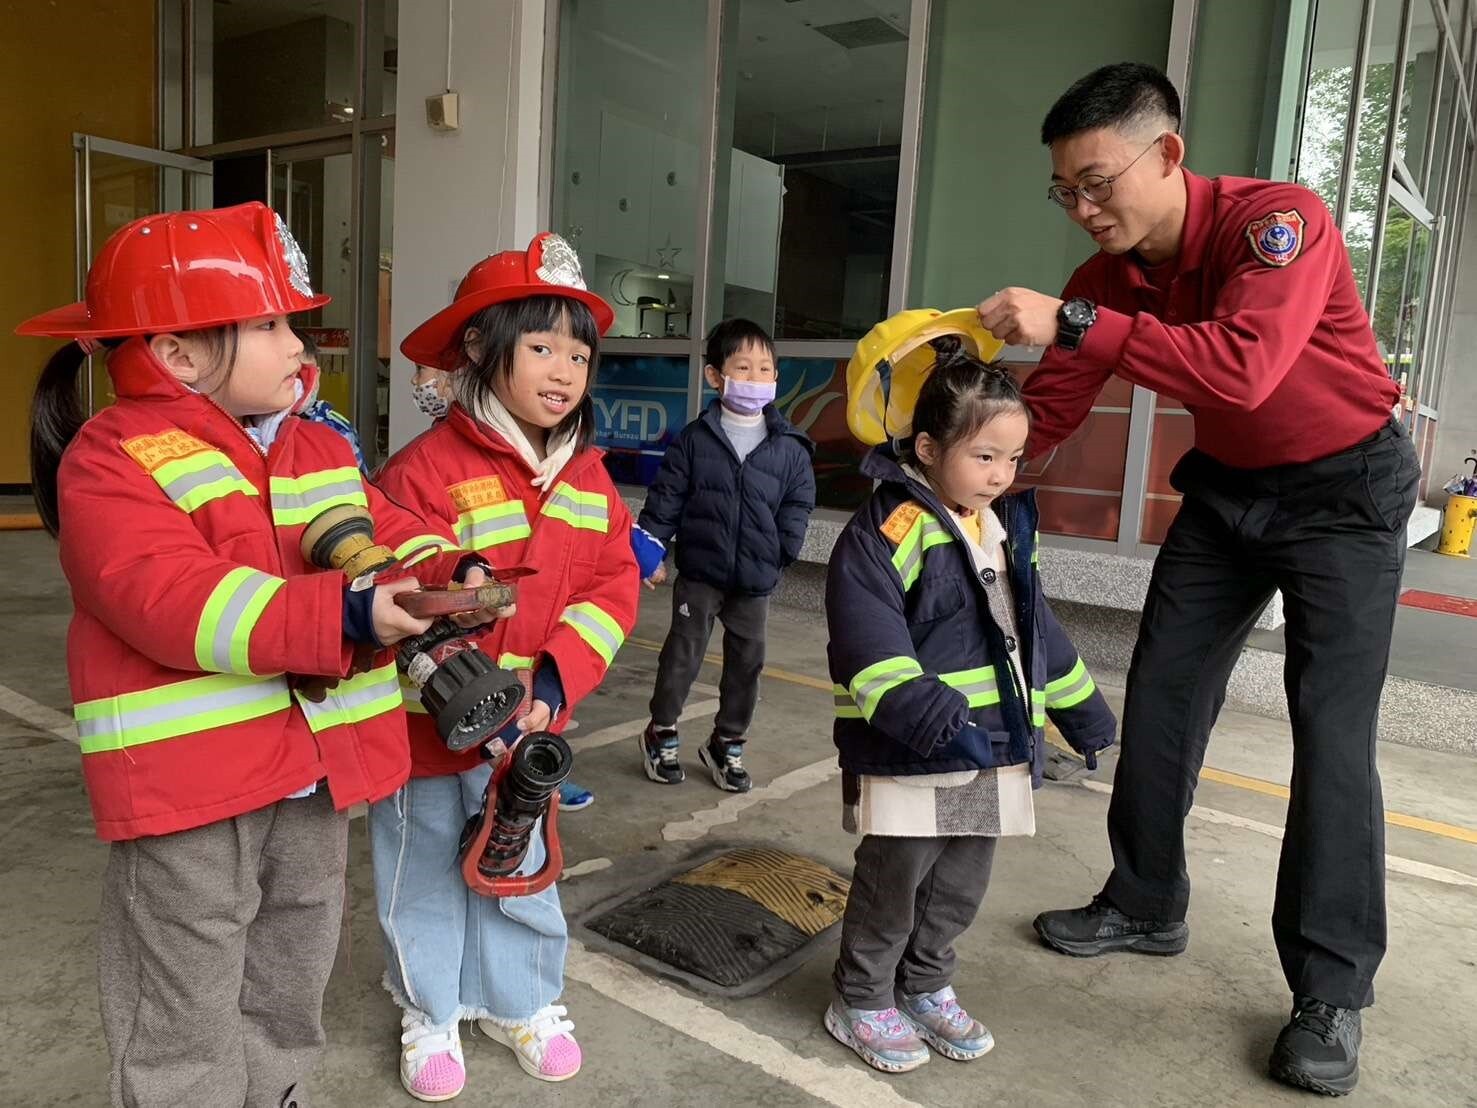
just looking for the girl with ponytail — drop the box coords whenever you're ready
[821,314,1117,1074]
[15,202,495,1107]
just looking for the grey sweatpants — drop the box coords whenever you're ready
[98,789,348,1108]
[833,834,997,1010]
[649,574,769,742]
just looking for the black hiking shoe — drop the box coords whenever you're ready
[1269,996,1361,1096]
[1032,894,1189,957]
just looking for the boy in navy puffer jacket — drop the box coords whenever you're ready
[636,319,815,792]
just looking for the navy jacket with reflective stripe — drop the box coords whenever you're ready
[825,447,1116,782]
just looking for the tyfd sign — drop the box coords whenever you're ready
[593,395,670,446]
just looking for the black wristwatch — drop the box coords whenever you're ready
[1055,297,1098,352]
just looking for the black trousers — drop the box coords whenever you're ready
[649,574,769,741]
[1103,421,1418,1010]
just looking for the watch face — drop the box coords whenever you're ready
[1063,300,1093,326]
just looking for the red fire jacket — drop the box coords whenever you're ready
[58,337,469,841]
[1026,170,1400,468]
[375,406,640,777]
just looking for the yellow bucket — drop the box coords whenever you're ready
[1437,494,1477,558]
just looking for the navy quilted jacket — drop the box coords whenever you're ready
[638,400,815,596]
[826,447,1116,783]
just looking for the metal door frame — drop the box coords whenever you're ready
[73,134,214,411]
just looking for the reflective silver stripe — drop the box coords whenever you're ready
[196,568,283,674]
[295,663,402,732]
[75,674,292,754]
[459,513,531,549]
[1045,663,1096,711]
[272,479,365,520]
[833,685,863,718]
[940,667,1000,707]
[560,602,624,664]
[269,468,368,526]
[159,461,250,504]
[542,485,610,532]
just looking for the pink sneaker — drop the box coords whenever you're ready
[399,1011,466,1102]
[477,1004,582,1082]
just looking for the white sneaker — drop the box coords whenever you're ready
[399,1010,466,1102]
[477,1003,582,1082]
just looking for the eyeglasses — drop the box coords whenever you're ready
[1047,134,1167,209]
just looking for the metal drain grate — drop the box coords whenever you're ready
[583,847,850,997]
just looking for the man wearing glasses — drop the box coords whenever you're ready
[978,63,1417,1097]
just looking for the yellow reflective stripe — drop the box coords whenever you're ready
[269,467,368,526]
[832,684,863,719]
[455,501,531,551]
[560,601,624,665]
[152,450,258,512]
[295,662,401,732]
[891,512,952,591]
[74,673,292,755]
[848,656,924,721]
[394,533,455,567]
[940,665,1001,708]
[194,567,285,675]
[541,483,610,533]
[498,653,535,670]
[1045,657,1096,710]
[1032,688,1046,728]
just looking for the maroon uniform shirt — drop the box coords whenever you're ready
[1025,169,1400,468]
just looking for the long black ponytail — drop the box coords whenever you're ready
[30,327,238,537]
[30,341,103,537]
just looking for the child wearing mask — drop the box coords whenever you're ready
[635,318,815,792]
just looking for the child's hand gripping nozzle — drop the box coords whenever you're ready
[457,729,573,898]
[299,504,527,752]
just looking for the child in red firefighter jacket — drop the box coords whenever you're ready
[17,202,493,1108]
[823,322,1116,1074]
[368,233,638,1098]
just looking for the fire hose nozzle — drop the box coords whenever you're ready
[458,731,572,898]
[299,504,528,751]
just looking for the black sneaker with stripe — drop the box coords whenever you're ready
[699,733,751,792]
[639,722,684,784]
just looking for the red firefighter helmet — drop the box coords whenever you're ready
[400,232,615,370]
[15,201,329,339]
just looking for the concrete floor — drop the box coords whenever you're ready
[1,528,1475,1107]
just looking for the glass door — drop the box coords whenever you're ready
[73,134,213,413]
[268,139,355,433]
[268,133,395,463]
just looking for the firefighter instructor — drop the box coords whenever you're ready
[977,63,1418,1096]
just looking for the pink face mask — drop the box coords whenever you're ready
[721,377,776,415]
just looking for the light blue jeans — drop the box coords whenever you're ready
[368,762,568,1028]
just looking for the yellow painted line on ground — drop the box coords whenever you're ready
[1197,765,1477,845]
[1045,719,1477,847]
[624,639,1477,848]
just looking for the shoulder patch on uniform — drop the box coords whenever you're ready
[448,475,508,511]
[119,429,214,472]
[879,502,923,545]
[1245,209,1306,267]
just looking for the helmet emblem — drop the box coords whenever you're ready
[534,234,586,290]
[274,211,316,297]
